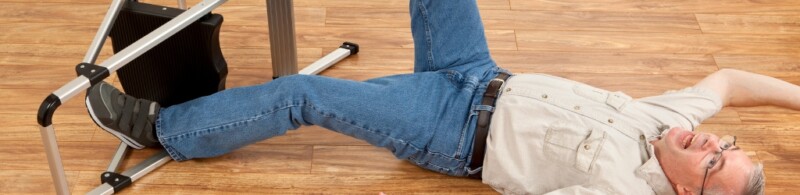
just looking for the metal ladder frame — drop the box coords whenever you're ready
[36,0,358,194]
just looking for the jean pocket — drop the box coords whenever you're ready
[543,121,607,173]
[457,109,480,159]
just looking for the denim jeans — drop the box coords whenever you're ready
[156,0,506,177]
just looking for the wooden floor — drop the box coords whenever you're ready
[2,0,800,194]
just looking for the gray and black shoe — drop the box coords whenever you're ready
[85,82,161,149]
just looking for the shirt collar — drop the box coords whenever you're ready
[635,137,677,195]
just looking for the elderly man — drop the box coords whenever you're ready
[84,0,790,194]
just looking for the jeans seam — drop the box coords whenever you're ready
[301,102,444,163]
[156,113,188,161]
[303,101,467,167]
[455,110,478,159]
[416,0,435,71]
[160,102,301,142]
[159,99,434,164]
[408,156,451,173]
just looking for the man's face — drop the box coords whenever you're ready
[650,127,753,195]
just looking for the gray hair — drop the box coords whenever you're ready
[744,163,765,195]
[706,163,765,195]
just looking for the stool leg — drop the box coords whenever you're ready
[267,0,299,78]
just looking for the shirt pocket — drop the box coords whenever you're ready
[543,121,607,173]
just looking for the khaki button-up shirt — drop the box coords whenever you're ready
[482,74,723,194]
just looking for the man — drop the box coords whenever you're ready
[84,0,792,194]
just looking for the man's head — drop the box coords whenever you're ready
[650,127,765,195]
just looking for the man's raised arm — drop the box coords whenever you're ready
[694,68,800,110]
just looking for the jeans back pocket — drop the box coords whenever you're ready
[544,121,607,173]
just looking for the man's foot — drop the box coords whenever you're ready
[85,82,161,149]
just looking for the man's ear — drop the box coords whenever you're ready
[675,184,696,195]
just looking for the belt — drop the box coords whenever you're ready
[468,72,510,179]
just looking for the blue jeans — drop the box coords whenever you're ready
[156,0,506,177]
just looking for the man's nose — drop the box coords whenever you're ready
[701,134,721,151]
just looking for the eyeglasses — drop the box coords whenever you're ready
[700,135,738,195]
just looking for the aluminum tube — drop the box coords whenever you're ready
[52,76,90,105]
[299,48,351,75]
[99,0,228,73]
[40,125,70,195]
[106,143,129,172]
[178,0,187,9]
[86,183,114,195]
[267,0,298,77]
[83,0,125,64]
[121,151,172,181]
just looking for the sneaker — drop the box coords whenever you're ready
[85,82,161,149]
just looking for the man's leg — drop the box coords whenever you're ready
[149,74,477,176]
[411,0,495,75]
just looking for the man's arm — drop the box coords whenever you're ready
[694,68,800,110]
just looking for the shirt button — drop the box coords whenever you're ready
[542,94,549,99]
[584,144,591,150]
[640,135,646,140]
[574,106,581,110]
[607,119,614,123]
[506,88,512,92]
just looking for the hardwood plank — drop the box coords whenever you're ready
[509,0,800,14]
[0,43,110,66]
[0,88,88,115]
[222,26,516,50]
[516,30,800,55]
[0,65,85,88]
[0,23,100,45]
[325,7,408,28]
[759,160,800,194]
[219,47,325,68]
[220,26,409,49]
[0,0,268,5]
[0,141,115,171]
[215,6,326,27]
[696,124,800,151]
[485,30,518,50]
[312,145,418,175]
[0,170,80,195]
[73,171,495,194]
[0,3,326,26]
[326,48,414,68]
[0,140,313,174]
[735,106,800,125]
[703,108,742,125]
[698,14,800,34]
[0,3,106,24]
[492,51,718,75]
[157,144,314,174]
[481,10,700,33]
[320,0,509,10]
[0,114,97,142]
[714,54,800,77]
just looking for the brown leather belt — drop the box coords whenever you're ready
[468,72,510,179]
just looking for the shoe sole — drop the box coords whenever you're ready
[86,95,146,149]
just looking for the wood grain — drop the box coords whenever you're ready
[697,14,800,34]
[509,0,800,14]
[480,10,701,33]
[516,30,800,55]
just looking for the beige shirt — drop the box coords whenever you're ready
[482,74,723,194]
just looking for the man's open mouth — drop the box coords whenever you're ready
[681,133,696,149]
